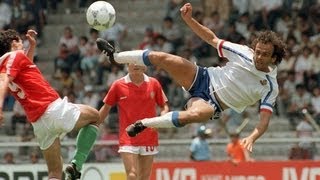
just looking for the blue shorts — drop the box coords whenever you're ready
[188,66,223,119]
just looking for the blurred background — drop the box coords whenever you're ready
[1,0,320,166]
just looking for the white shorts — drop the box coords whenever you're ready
[118,145,159,155]
[32,97,81,150]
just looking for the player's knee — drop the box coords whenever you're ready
[87,107,100,123]
[149,51,168,61]
[186,109,209,123]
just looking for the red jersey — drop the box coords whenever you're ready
[104,74,167,146]
[226,140,246,162]
[0,51,60,122]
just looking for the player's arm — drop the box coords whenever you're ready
[159,102,169,116]
[25,30,37,62]
[0,73,10,124]
[241,111,271,152]
[180,3,220,48]
[99,103,112,124]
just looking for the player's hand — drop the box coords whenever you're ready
[26,30,38,46]
[180,3,193,21]
[240,137,254,152]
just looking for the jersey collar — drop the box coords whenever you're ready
[124,73,150,83]
[0,50,24,66]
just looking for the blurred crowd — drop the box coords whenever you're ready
[1,0,320,163]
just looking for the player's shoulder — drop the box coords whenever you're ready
[10,50,26,58]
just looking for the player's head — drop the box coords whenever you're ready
[127,63,147,74]
[197,125,211,138]
[229,132,240,143]
[0,29,22,56]
[251,31,286,71]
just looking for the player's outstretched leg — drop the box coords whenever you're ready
[96,38,197,90]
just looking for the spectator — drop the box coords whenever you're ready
[287,84,312,129]
[279,71,297,115]
[154,34,174,54]
[203,11,225,38]
[0,0,12,30]
[10,100,27,136]
[164,0,185,22]
[138,25,159,50]
[160,16,183,53]
[94,124,119,162]
[296,116,316,159]
[277,50,296,73]
[58,26,80,71]
[288,143,305,160]
[101,22,127,51]
[10,0,30,35]
[30,151,40,164]
[294,46,312,85]
[82,85,100,109]
[106,65,125,89]
[3,152,15,164]
[189,125,212,161]
[25,0,46,37]
[226,132,252,165]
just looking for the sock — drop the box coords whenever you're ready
[114,50,151,66]
[141,111,184,128]
[71,124,98,171]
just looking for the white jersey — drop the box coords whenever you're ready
[207,40,278,113]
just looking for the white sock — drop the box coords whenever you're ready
[141,111,182,128]
[114,50,149,66]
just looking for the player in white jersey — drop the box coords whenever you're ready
[96,3,286,152]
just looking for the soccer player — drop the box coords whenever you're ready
[0,29,101,180]
[99,63,169,180]
[96,2,286,152]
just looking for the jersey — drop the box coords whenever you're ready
[226,140,246,162]
[0,51,60,122]
[207,40,278,113]
[104,74,167,146]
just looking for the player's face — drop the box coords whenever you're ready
[128,63,146,74]
[253,42,276,72]
[11,38,23,51]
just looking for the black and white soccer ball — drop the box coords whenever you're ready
[86,1,116,31]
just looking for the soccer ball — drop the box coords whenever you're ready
[86,1,116,31]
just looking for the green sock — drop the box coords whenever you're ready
[71,124,98,171]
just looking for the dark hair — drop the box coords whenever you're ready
[0,29,20,56]
[251,30,286,65]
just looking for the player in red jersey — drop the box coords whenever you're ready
[0,29,101,180]
[99,63,169,180]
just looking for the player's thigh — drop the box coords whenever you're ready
[138,155,154,180]
[42,138,63,177]
[73,104,100,130]
[183,98,215,123]
[120,152,139,174]
[149,51,197,90]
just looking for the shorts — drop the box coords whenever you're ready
[118,145,159,155]
[188,66,223,119]
[32,97,81,150]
